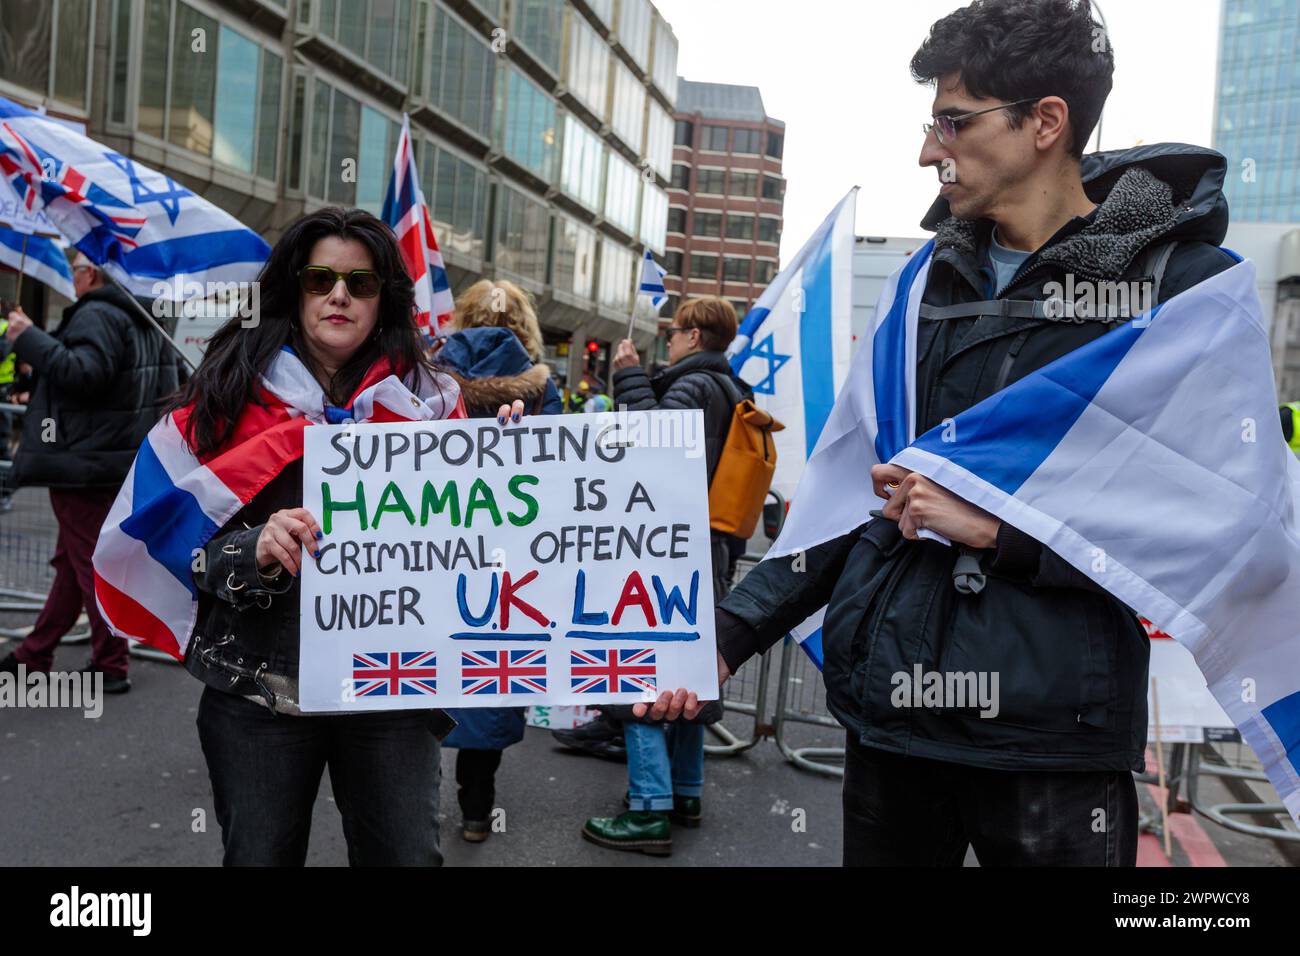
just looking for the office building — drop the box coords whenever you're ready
[663,78,784,329]
[1213,0,1300,222]
[0,0,679,386]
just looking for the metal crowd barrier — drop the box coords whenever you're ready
[703,550,847,773]
[705,553,774,756]
[1185,741,1300,843]
[0,404,174,662]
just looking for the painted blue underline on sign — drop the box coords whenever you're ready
[449,632,552,642]
[563,631,700,642]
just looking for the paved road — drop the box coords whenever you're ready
[0,488,1294,867]
[0,641,846,866]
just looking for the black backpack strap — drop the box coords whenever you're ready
[919,300,1052,320]
[1130,240,1179,306]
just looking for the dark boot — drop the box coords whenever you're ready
[581,811,672,856]
[79,662,131,694]
[551,713,626,761]
[622,792,702,828]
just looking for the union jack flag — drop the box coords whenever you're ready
[570,648,658,695]
[0,120,146,249]
[381,114,454,333]
[352,651,438,697]
[461,649,547,695]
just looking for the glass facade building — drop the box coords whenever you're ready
[0,0,678,379]
[1213,0,1300,221]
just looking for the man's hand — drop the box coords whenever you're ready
[612,338,639,371]
[5,310,32,343]
[871,463,1000,549]
[631,652,730,721]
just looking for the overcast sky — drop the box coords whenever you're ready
[652,0,1223,262]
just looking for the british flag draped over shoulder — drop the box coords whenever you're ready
[92,348,464,660]
[764,240,1300,824]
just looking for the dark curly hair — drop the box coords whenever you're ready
[910,0,1114,158]
[169,206,441,458]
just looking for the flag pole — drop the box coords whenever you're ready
[626,296,639,344]
[102,271,198,373]
[13,232,28,304]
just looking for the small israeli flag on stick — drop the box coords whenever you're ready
[628,248,669,340]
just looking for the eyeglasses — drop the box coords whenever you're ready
[664,325,694,340]
[922,97,1042,145]
[298,265,384,298]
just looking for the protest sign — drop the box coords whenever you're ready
[1142,618,1233,743]
[298,410,720,712]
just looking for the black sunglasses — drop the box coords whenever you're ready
[923,97,1042,145]
[298,265,384,298]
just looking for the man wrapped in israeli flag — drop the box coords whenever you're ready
[642,0,1298,865]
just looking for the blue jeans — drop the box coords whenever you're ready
[625,721,704,811]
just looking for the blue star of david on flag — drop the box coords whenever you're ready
[746,334,790,395]
[105,152,189,225]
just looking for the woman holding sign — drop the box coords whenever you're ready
[110,208,524,866]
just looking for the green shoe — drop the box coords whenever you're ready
[669,795,702,829]
[620,792,702,828]
[581,811,672,856]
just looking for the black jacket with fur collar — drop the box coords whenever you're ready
[717,144,1238,772]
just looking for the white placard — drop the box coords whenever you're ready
[1145,622,1234,743]
[526,704,598,730]
[298,411,719,712]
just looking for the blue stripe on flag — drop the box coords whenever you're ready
[0,228,73,295]
[796,628,824,669]
[1262,689,1300,777]
[103,229,270,277]
[873,240,935,461]
[799,222,837,455]
[911,304,1161,495]
[119,439,217,598]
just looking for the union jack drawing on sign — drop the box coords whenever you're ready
[461,649,548,695]
[570,648,658,695]
[352,651,438,697]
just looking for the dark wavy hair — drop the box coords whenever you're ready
[910,0,1114,159]
[170,207,441,458]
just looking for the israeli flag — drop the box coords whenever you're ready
[768,241,1300,824]
[0,226,73,301]
[639,248,668,310]
[727,188,858,501]
[0,95,269,298]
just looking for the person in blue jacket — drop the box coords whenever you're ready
[433,279,563,842]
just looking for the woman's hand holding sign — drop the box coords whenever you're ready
[258,402,529,577]
[496,398,526,425]
[870,463,1000,549]
[256,508,324,576]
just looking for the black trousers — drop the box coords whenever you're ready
[197,686,443,866]
[455,748,503,821]
[842,733,1138,866]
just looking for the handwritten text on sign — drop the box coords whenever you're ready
[298,411,719,712]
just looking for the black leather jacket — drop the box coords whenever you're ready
[183,454,453,733]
